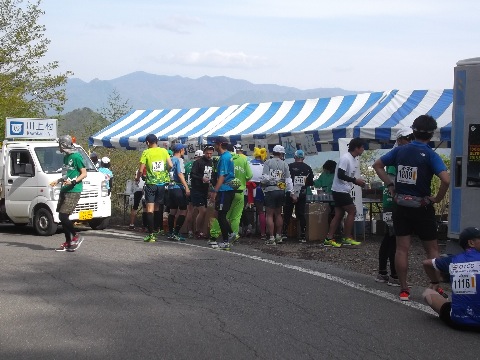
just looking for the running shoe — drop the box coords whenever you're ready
[265,236,276,245]
[129,224,135,230]
[227,232,238,243]
[188,231,194,239]
[67,235,84,252]
[55,242,70,252]
[208,239,219,249]
[399,289,410,301]
[260,234,267,242]
[299,235,306,243]
[387,276,400,287]
[156,229,165,236]
[173,234,186,242]
[436,287,449,299]
[143,233,156,243]
[275,234,283,244]
[324,238,341,248]
[342,237,361,246]
[218,242,231,251]
[166,232,175,240]
[281,233,288,240]
[375,274,389,283]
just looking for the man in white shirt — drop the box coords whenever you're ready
[324,138,366,248]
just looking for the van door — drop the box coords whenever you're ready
[4,149,38,220]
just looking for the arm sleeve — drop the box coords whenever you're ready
[337,168,356,183]
[306,168,314,186]
[190,161,203,180]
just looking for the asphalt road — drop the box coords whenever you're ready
[0,225,477,360]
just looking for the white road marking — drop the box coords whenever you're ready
[95,229,437,315]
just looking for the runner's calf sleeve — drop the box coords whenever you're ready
[146,212,154,234]
[175,215,186,233]
[168,214,175,233]
[154,210,161,230]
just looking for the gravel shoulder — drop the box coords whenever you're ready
[239,233,452,289]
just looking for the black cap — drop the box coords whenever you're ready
[214,136,229,144]
[459,227,480,249]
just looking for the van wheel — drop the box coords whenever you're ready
[34,208,58,236]
[89,217,110,230]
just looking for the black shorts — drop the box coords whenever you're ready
[168,187,188,210]
[439,303,480,331]
[144,184,166,205]
[264,190,285,209]
[132,191,143,210]
[393,204,437,240]
[332,191,354,207]
[191,189,208,207]
[215,190,235,213]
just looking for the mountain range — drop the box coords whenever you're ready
[63,71,361,113]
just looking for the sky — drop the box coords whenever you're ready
[41,0,479,92]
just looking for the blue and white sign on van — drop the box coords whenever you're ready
[6,118,57,139]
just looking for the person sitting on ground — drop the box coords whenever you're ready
[422,227,480,331]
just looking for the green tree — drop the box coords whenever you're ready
[0,0,71,140]
[92,90,135,223]
[0,0,72,134]
[98,88,132,123]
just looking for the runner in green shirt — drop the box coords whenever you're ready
[135,134,173,242]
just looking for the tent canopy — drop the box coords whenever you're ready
[89,89,452,151]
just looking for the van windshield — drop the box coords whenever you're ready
[35,146,98,174]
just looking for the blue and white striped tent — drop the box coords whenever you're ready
[89,89,452,152]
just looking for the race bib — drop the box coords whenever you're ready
[270,169,283,181]
[382,211,393,223]
[397,165,417,185]
[152,161,165,172]
[204,166,212,180]
[294,176,306,186]
[451,273,477,294]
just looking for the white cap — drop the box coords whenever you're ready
[194,150,203,157]
[396,127,412,139]
[101,156,110,164]
[273,145,285,153]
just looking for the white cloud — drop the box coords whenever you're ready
[161,50,270,68]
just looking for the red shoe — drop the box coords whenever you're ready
[55,242,70,252]
[399,289,410,301]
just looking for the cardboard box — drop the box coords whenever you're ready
[287,217,298,238]
[306,202,329,241]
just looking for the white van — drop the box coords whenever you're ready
[0,140,111,235]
